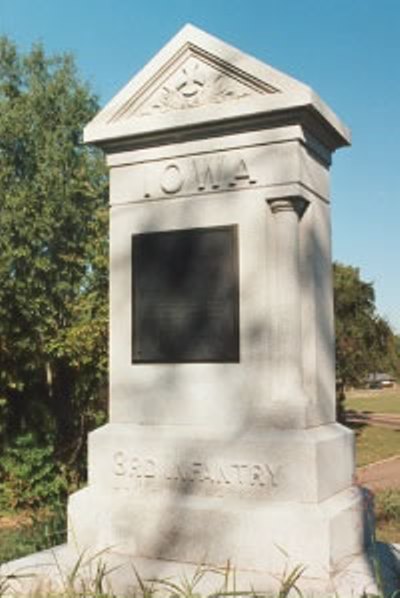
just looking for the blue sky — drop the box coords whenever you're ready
[1,0,399,331]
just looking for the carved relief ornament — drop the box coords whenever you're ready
[112,52,278,120]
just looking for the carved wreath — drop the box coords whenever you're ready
[138,61,252,115]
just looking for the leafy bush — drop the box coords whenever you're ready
[0,508,66,565]
[375,489,400,523]
[0,432,67,511]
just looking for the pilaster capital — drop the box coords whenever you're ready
[267,197,309,219]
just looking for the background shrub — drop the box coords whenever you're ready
[0,432,67,511]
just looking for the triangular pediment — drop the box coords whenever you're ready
[84,24,350,150]
[110,45,279,121]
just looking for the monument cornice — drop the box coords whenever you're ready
[85,102,349,159]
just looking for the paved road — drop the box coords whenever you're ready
[357,455,400,491]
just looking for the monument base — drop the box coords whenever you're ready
[3,422,399,596]
[68,484,368,579]
[63,422,374,585]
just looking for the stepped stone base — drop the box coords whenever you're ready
[63,422,364,579]
[68,485,367,580]
[3,422,398,596]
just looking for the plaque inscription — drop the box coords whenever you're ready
[132,225,239,362]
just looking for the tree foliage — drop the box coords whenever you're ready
[0,37,108,478]
[333,262,399,389]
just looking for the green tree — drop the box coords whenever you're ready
[333,262,399,391]
[0,37,108,476]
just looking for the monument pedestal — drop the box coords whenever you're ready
[67,422,369,581]
[69,482,369,580]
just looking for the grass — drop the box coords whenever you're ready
[345,386,400,466]
[375,489,400,544]
[345,387,400,414]
[376,518,400,544]
[0,508,66,565]
[0,551,399,598]
[0,554,313,598]
[1,553,396,598]
[354,425,400,467]
[346,387,400,542]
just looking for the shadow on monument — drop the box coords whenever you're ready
[101,144,400,593]
[3,27,400,598]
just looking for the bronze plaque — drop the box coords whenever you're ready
[132,225,239,363]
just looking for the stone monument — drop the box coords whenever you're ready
[3,24,397,596]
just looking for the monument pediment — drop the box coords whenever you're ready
[85,24,350,150]
[110,47,278,120]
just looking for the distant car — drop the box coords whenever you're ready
[381,380,394,388]
[367,373,395,389]
[369,381,393,389]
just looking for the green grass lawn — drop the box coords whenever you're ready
[353,425,400,467]
[345,388,400,414]
[344,388,400,466]
[345,387,400,467]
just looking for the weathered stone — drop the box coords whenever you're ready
[2,24,396,597]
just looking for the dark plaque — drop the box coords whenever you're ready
[132,225,239,363]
